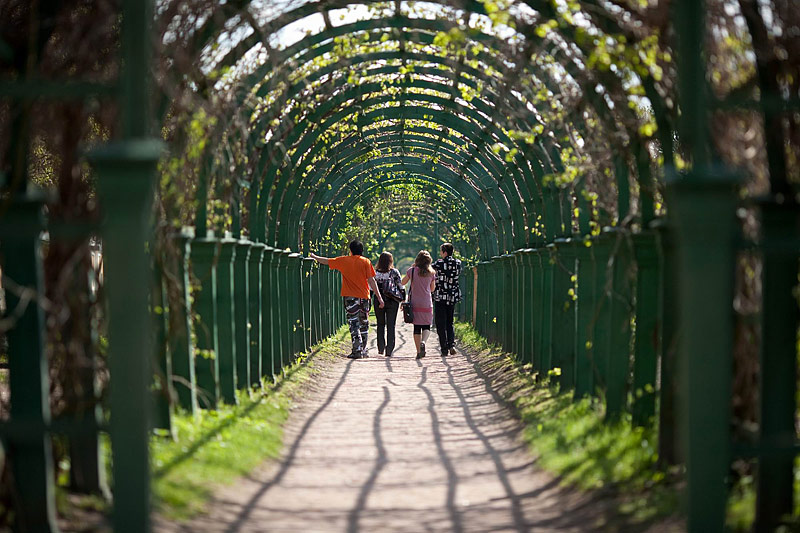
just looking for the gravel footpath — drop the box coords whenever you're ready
[156,319,677,533]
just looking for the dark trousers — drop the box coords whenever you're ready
[434,301,455,352]
[344,297,371,355]
[374,298,399,354]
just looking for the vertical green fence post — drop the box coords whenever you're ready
[654,219,680,465]
[289,253,304,358]
[488,259,500,344]
[261,246,276,381]
[605,229,634,419]
[275,250,290,370]
[233,240,251,391]
[268,247,285,377]
[302,257,315,351]
[247,243,266,387]
[505,254,515,352]
[673,0,740,526]
[631,231,661,425]
[170,229,197,412]
[519,250,534,366]
[590,231,613,399]
[1,194,59,533]
[216,235,238,404]
[191,233,220,409]
[574,236,596,400]
[540,245,555,372]
[530,249,544,375]
[152,264,174,434]
[475,262,486,337]
[511,251,523,358]
[498,255,508,351]
[553,238,577,389]
[89,139,164,533]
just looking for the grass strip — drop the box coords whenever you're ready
[454,321,681,525]
[151,327,348,520]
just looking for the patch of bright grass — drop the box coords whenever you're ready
[454,321,681,524]
[151,326,348,520]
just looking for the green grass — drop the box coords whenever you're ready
[151,327,348,520]
[454,321,681,524]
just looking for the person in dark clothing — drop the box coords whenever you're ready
[372,251,403,357]
[432,242,462,356]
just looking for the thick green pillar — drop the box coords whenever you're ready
[69,242,108,495]
[669,175,738,532]
[247,243,266,387]
[90,139,163,533]
[216,236,238,404]
[191,235,220,410]
[233,241,251,390]
[755,201,799,529]
[654,219,680,465]
[152,265,174,434]
[632,231,661,425]
[1,194,59,533]
[169,230,197,413]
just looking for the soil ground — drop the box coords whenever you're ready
[155,319,681,533]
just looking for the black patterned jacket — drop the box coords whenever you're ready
[432,256,462,304]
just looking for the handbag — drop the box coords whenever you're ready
[401,268,414,323]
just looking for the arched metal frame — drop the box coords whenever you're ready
[182,2,669,255]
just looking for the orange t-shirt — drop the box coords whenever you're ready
[328,255,376,300]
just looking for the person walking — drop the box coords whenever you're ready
[401,250,436,359]
[372,252,403,357]
[432,242,462,356]
[310,240,384,359]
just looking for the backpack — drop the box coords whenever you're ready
[376,271,406,302]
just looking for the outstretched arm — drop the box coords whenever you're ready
[309,252,330,265]
[367,277,385,308]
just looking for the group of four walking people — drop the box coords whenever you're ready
[310,240,462,359]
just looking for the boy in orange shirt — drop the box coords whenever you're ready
[310,240,384,359]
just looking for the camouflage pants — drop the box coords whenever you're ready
[343,297,371,355]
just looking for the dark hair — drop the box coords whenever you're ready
[414,250,434,277]
[376,251,393,273]
[441,242,454,257]
[349,240,363,256]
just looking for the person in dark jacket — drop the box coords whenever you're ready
[372,251,403,357]
[432,242,462,356]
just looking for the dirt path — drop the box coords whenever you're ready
[156,320,669,533]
